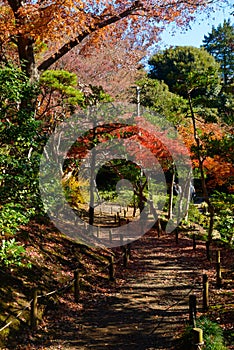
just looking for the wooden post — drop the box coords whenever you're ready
[155,218,161,238]
[118,213,121,226]
[202,274,209,312]
[123,245,129,268]
[193,234,196,250]
[30,288,38,329]
[97,226,100,238]
[206,241,211,261]
[114,214,117,223]
[124,209,126,218]
[88,225,93,236]
[108,256,115,282]
[192,328,204,350]
[110,206,113,214]
[127,241,131,259]
[74,270,80,302]
[216,250,222,288]
[140,220,144,235]
[120,234,124,247]
[109,229,112,243]
[189,294,197,327]
[175,228,179,244]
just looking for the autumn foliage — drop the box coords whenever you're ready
[179,123,234,192]
[0,0,219,78]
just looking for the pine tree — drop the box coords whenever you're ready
[203,19,234,89]
[203,20,234,124]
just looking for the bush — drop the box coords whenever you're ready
[0,203,33,268]
[0,203,34,236]
[181,316,227,350]
[211,192,234,245]
[0,238,30,268]
[62,175,89,205]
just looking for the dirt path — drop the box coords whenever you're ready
[13,232,210,350]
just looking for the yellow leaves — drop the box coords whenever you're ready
[0,5,15,40]
[62,174,89,205]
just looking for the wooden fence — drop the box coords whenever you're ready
[0,230,225,350]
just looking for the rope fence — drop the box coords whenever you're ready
[0,237,130,333]
[0,224,224,350]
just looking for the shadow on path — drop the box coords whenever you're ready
[12,233,204,350]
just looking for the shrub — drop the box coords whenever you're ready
[0,238,30,268]
[0,203,33,236]
[62,175,89,206]
[181,316,227,350]
[211,192,234,245]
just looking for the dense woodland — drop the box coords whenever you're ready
[0,0,233,349]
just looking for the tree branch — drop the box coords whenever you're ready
[37,1,143,72]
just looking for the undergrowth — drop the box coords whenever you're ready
[181,316,228,350]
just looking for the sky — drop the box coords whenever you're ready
[159,4,233,48]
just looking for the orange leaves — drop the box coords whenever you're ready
[66,118,187,174]
[1,0,221,73]
[204,156,234,189]
[179,122,225,158]
[0,4,15,41]
[178,121,234,190]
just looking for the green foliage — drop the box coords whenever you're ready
[148,46,223,124]
[203,19,234,88]
[211,191,234,245]
[40,69,84,106]
[0,64,42,209]
[185,203,204,225]
[0,64,36,113]
[182,316,227,350]
[135,77,188,125]
[84,84,113,106]
[185,192,234,245]
[62,175,89,205]
[202,133,234,164]
[0,203,34,236]
[216,90,234,125]
[96,160,148,210]
[0,238,29,268]
[148,46,221,100]
[98,189,117,202]
[202,19,234,124]
[0,64,42,266]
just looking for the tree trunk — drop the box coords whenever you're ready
[8,1,38,80]
[184,170,193,222]
[168,167,175,220]
[18,36,39,81]
[89,122,97,226]
[188,92,214,260]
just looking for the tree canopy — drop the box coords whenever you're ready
[141,45,233,192]
[202,19,234,125]
[0,0,227,79]
[148,46,221,101]
[203,19,234,88]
